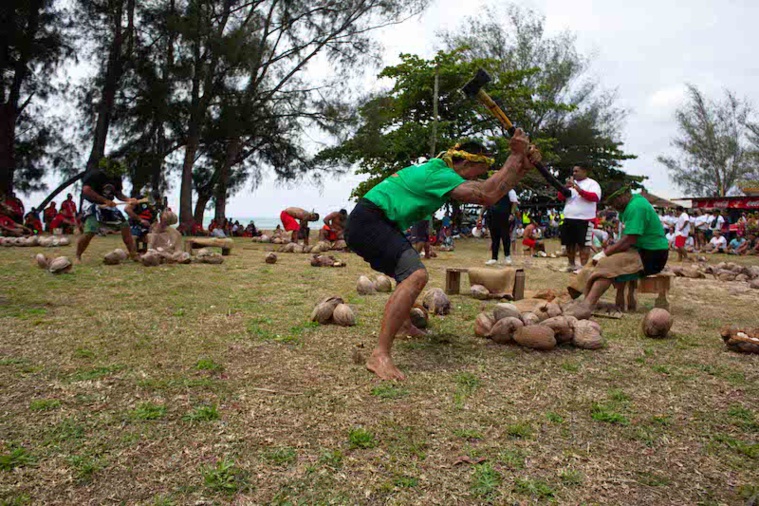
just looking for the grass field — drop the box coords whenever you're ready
[0,236,757,505]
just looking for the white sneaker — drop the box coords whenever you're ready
[485,259,498,266]
[501,256,513,265]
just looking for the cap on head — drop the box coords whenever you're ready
[311,212,320,221]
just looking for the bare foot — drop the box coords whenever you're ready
[366,349,406,380]
[75,256,82,264]
[395,320,427,338]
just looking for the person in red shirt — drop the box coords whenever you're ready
[44,202,57,231]
[3,191,24,223]
[0,214,26,236]
[61,193,77,217]
[49,212,77,234]
[24,211,43,234]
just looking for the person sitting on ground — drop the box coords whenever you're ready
[345,131,540,380]
[568,183,669,312]
[0,210,27,236]
[727,235,746,255]
[2,191,24,224]
[49,211,77,234]
[665,226,675,248]
[43,202,57,232]
[522,219,545,256]
[75,161,139,262]
[24,210,43,235]
[280,207,319,245]
[703,230,727,253]
[320,209,348,242]
[685,234,697,253]
[735,233,755,255]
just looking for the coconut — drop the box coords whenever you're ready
[51,237,61,247]
[514,325,556,350]
[48,256,72,274]
[58,237,70,246]
[475,312,495,337]
[726,262,742,273]
[534,301,562,322]
[422,288,451,315]
[747,266,759,280]
[35,253,49,269]
[682,267,705,279]
[669,265,684,277]
[103,251,123,265]
[265,252,277,264]
[410,305,429,329]
[541,316,573,344]
[200,253,224,264]
[174,251,191,264]
[716,270,736,282]
[374,275,393,293]
[470,284,490,300]
[493,303,520,321]
[750,279,759,290]
[572,320,604,349]
[488,317,524,345]
[332,304,356,326]
[110,249,127,261]
[302,245,313,253]
[312,241,332,253]
[720,326,759,354]
[260,234,270,243]
[273,237,284,244]
[520,312,541,326]
[28,236,40,246]
[310,296,344,324]
[356,275,376,295]
[333,239,348,250]
[196,248,213,257]
[641,308,673,338]
[735,274,749,283]
[141,251,162,267]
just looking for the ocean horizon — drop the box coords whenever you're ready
[202,216,281,230]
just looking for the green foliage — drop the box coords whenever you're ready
[130,402,167,420]
[0,447,36,471]
[498,448,525,470]
[513,477,555,498]
[29,399,61,411]
[261,447,297,466]
[470,462,502,499]
[370,383,409,399]
[505,422,533,439]
[183,404,219,423]
[348,428,377,449]
[591,403,630,425]
[195,358,223,373]
[202,458,249,494]
[318,449,343,469]
[559,468,583,486]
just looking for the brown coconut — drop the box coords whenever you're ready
[534,301,562,322]
[750,279,759,290]
[48,256,72,274]
[332,304,356,326]
[333,239,348,250]
[374,275,393,293]
[357,275,376,295]
[410,305,429,329]
[514,325,556,350]
[716,270,736,282]
[563,303,592,320]
[310,296,344,324]
[59,237,70,246]
[488,317,524,344]
[422,288,451,315]
[475,312,495,337]
[272,237,284,244]
[35,253,49,269]
[200,253,224,264]
[735,274,749,283]
[541,316,573,344]
[470,284,490,300]
[265,252,277,264]
[493,303,520,321]
[141,251,162,267]
[103,250,123,265]
[520,312,541,326]
[572,320,604,349]
[641,308,673,338]
[720,326,759,354]
[682,267,705,279]
[260,234,270,243]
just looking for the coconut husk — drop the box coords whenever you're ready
[35,253,49,269]
[720,325,759,354]
[410,305,428,329]
[141,251,162,267]
[200,253,224,264]
[173,251,192,264]
[541,316,573,344]
[311,296,344,324]
[103,251,123,265]
[265,253,277,264]
[333,239,348,250]
[48,256,72,274]
[520,312,540,326]
[422,288,450,315]
[534,301,562,322]
[514,325,556,350]
[357,275,376,295]
[374,275,393,293]
[493,303,520,321]
[470,284,490,300]
[475,312,495,337]
[488,317,524,344]
[572,320,604,349]
[332,304,356,326]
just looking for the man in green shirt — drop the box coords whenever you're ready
[345,129,540,380]
[577,182,669,310]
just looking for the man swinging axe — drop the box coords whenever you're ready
[346,132,541,380]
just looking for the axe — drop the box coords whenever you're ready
[98,197,151,209]
[461,69,571,197]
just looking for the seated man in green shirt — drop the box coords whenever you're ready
[578,182,669,310]
[345,129,539,380]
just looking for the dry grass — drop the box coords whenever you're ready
[0,236,757,505]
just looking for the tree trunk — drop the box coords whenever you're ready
[193,189,211,226]
[214,137,241,222]
[0,104,16,195]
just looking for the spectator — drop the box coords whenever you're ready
[484,189,518,265]
[558,165,601,271]
[24,211,43,235]
[727,235,746,255]
[44,202,57,232]
[674,206,691,261]
[703,230,727,253]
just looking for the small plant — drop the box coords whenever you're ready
[393,475,419,488]
[0,447,35,471]
[29,399,61,411]
[546,412,564,423]
[183,404,219,422]
[651,415,672,426]
[561,361,580,372]
[73,348,95,359]
[131,402,167,420]
[318,449,343,469]
[514,477,555,499]
[371,383,409,400]
[559,468,583,486]
[505,422,533,439]
[348,427,377,449]
[453,372,482,407]
[591,403,629,425]
[68,454,102,482]
[727,405,754,423]
[453,428,483,440]
[261,446,297,466]
[202,458,249,494]
[195,358,224,373]
[608,389,630,403]
[470,462,501,499]
[498,448,525,470]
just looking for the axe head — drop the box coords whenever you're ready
[461,68,492,98]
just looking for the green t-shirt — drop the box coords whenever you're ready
[620,194,669,250]
[364,158,466,231]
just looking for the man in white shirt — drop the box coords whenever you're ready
[708,209,725,236]
[693,209,710,249]
[558,165,601,271]
[703,230,727,253]
[665,227,675,248]
[674,206,690,261]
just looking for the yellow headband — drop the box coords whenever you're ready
[440,143,494,168]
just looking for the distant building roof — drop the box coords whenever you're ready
[639,191,679,209]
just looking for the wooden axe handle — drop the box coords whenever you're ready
[99,197,150,209]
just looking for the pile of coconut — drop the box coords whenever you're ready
[475,300,603,351]
[253,236,348,252]
[310,296,356,326]
[356,275,393,295]
[100,247,214,267]
[310,254,346,267]
[1,236,71,247]
[35,254,72,274]
[669,260,759,289]
[720,325,759,354]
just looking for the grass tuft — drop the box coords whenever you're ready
[514,477,555,498]
[29,399,61,411]
[470,462,501,500]
[202,458,249,494]
[591,403,630,425]
[261,447,297,466]
[505,422,533,439]
[0,447,36,471]
[348,427,377,449]
[195,358,224,373]
[130,402,167,420]
[183,404,219,422]
[370,383,409,399]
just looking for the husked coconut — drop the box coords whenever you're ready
[200,253,224,264]
[332,304,356,326]
[196,248,213,257]
[750,279,759,290]
[572,320,604,349]
[141,251,161,267]
[310,296,344,324]
[669,266,684,277]
[357,275,376,295]
[720,326,759,354]
[735,274,749,283]
[493,303,520,321]
[726,262,741,273]
[48,256,72,274]
[470,284,490,300]
[520,312,541,326]
[265,252,277,264]
[260,234,270,243]
[35,253,49,269]
[51,237,61,247]
[374,275,393,293]
[488,317,524,344]
[28,236,40,246]
[173,251,191,264]
[103,250,123,265]
[682,267,705,279]
[514,325,556,350]
[333,240,348,250]
[272,237,284,244]
[475,312,495,337]
[422,288,451,315]
[58,237,70,246]
[112,249,128,261]
[534,301,562,322]
[541,316,573,344]
[410,305,428,329]
[641,308,672,338]
[716,270,736,282]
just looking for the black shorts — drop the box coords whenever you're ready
[639,248,669,276]
[345,199,425,283]
[561,218,592,247]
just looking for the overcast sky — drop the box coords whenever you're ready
[20,0,759,218]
